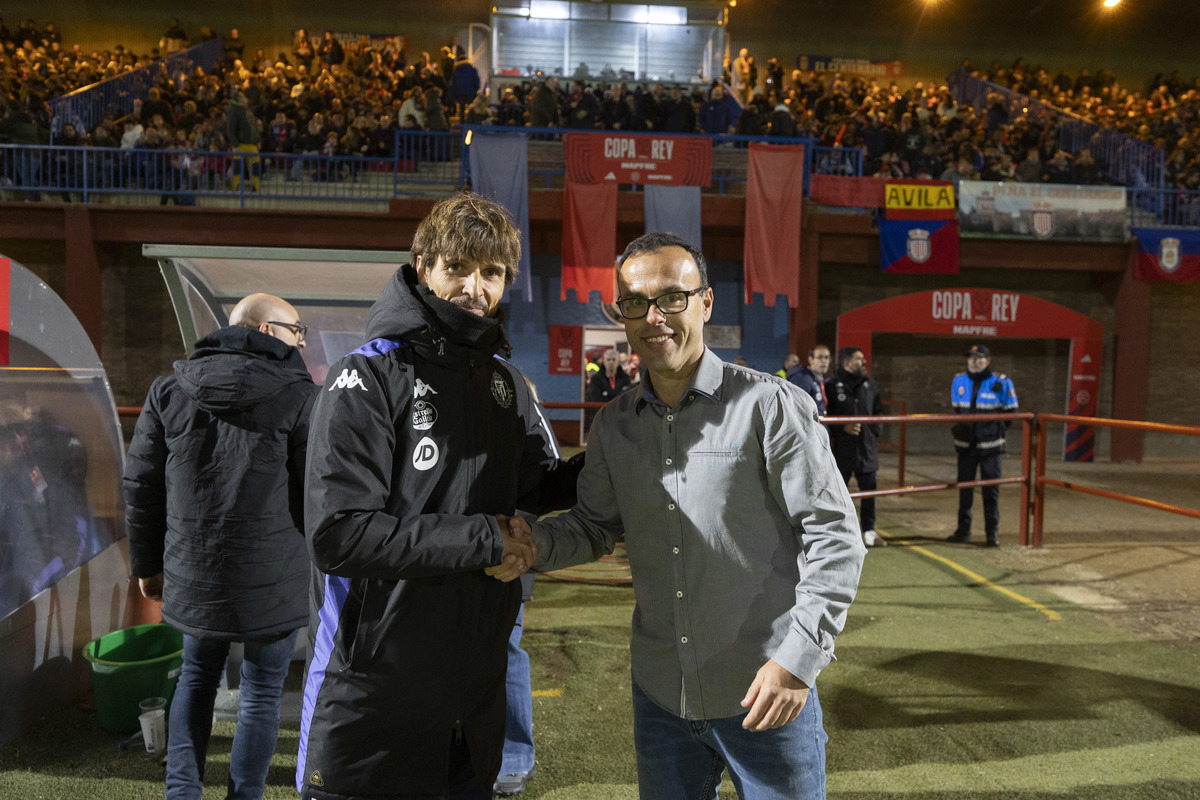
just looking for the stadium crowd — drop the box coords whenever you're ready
[3,18,1200,195]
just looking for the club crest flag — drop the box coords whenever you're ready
[880,218,959,274]
[1132,227,1200,282]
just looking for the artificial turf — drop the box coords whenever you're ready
[2,515,1197,799]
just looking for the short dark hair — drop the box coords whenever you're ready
[808,344,830,358]
[837,345,862,367]
[617,232,708,287]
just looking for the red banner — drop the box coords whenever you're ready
[810,175,887,208]
[561,180,618,303]
[548,325,583,375]
[744,143,804,307]
[564,132,712,186]
[0,257,8,366]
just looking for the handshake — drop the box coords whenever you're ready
[484,514,536,582]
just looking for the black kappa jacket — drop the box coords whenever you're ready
[298,266,578,798]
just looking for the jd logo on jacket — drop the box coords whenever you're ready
[412,436,439,470]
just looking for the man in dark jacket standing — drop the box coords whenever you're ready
[825,346,885,547]
[125,292,316,800]
[298,193,580,800]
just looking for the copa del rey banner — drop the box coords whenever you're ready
[1132,227,1200,282]
[880,180,958,274]
[564,132,712,186]
[548,325,583,375]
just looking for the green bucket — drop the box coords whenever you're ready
[83,623,183,733]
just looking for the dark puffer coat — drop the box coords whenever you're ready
[124,326,316,640]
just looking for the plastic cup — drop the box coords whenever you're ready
[138,697,168,753]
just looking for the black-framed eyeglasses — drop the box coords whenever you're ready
[268,321,307,342]
[614,287,708,320]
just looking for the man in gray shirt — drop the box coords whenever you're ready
[521,232,866,799]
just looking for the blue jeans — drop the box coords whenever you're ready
[631,678,827,800]
[166,630,299,800]
[499,603,535,775]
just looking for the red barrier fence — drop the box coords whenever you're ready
[119,404,1198,548]
[1032,414,1200,547]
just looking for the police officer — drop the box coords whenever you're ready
[948,344,1019,547]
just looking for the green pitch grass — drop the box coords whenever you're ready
[2,514,1197,799]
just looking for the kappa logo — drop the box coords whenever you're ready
[329,368,368,391]
[412,436,440,471]
[490,372,514,409]
[414,379,439,398]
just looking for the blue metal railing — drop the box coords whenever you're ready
[47,38,225,141]
[948,68,1165,189]
[461,126,861,194]
[1,127,861,208]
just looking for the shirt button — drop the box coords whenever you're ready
[666,414,674,421]
[668,503,675,511]
[680,636,688,644]
[665,458,672,465]
[672,547,679,554]
[676,591,683,598]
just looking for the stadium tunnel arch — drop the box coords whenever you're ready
[835,288,1104,462]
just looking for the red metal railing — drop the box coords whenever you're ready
[123,401,1200,549]
[824,413,1035,545]
[1032,414,1200,547]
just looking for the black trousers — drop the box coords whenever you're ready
[956,449,1002,537]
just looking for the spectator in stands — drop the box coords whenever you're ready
[529,76,561,128]
[770,99,797,137]
[140,87,173,127]
[1072,148,1103,185]
[661,84,696,133]
[566,82,600,129]
[223,28,245,67]
[226,88,261,190]
[449,55,480,123]
[161,18,188,54]
[731,47,752,105]
[1015,146,1044,182]
[292,29,314,72]
[318,31,344,68]
[736,98,764,136]
[699,85,735,135]
[424,86,450,132]
[825,346,885,548]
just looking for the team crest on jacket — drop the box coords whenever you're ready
[490,372,513,408]
[412,399,438,430]
[329,368,367,391]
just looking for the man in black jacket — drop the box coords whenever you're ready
[299,193,580,800]
[825,346,885,547]
[124,292,316,800]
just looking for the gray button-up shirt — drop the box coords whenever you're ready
[533,348,866,720]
